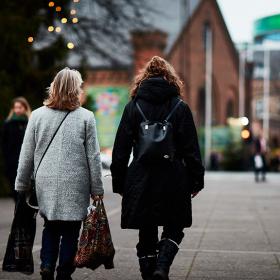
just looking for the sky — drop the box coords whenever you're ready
[217,0,280,43]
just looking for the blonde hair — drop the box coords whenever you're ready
[131,56,183,97]
[7,97,31,120]
[44,67,83,110]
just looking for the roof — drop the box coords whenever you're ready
[69,0,201,67]
[167,0,239,72]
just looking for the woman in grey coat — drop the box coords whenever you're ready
[15,68,104,280]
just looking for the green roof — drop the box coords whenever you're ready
[254,14,280,39]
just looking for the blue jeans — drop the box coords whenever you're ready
[40,219,81,278]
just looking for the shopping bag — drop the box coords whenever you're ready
[254,154,264,169]
[2,192,38,274]
[74,200,115,270]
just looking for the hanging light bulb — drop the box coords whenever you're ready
[73,0,80,3]
[48,26,54,32]
[67,42,75,49]
[55,6,62,12]
[55,27,61,33]
[27,36,34,43]
[70,9,76,15]
[61,18,67,24]
[48,1,55,7]
[72,17,78,23]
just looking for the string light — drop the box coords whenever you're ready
[48,26,54,32]
[70,9,76,15]
[55,6,62,12]
[72,17,78,23]
[48,1,55,7]
[55,27,61,33]
[67,42,75,49]
[61,18,67,23]
[27,36,34,43]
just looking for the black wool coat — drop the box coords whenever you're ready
[1,118,28,184]
[111,77,205,229]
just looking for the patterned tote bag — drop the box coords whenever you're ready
[74,200,115,270]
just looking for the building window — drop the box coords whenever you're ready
[226,99,234,118]
[198,87,206,126]
[203,21,211,51]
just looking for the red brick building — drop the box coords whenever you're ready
[84,0,244,149]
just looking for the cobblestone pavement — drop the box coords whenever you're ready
[0,172,280,280]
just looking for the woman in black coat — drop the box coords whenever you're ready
[111,56,204,280]
[1,97,31,200]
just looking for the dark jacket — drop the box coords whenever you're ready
[111,77,205,229]
[1,116,28,183]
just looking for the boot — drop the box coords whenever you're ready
[139,255,157,280]
[40,268,54,280]
[153,239,179,280]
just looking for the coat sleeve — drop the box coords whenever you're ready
[110,103,134,194]
[85,113,104,196]
[179,103,205,193]
[15,115,35,191]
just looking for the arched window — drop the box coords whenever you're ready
[198,87,206,126]
[226,99,234,119]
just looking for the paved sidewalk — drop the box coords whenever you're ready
[0,172,280,279]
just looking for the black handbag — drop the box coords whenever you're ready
[135,99,182,163]
[26,111,70,209]
[2,192,37,274]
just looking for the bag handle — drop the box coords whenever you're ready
[34,111,70,179]
[165,99,182,122]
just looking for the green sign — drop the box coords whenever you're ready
[254,14,280,38]
[86,86,129,148]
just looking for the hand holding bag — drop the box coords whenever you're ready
[74,200,115,270]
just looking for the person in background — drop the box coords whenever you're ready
[253,133,267,182]
[111,56,205,280]
[15,68,104,280]
[1,97,31,200]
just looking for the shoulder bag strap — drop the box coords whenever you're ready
[34,111,70,179]
[165,99,183,122]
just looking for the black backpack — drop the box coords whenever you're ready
[135,99,182,163]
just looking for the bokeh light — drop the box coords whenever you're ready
[67,42,74,49]
[72,18,78,23]
[48,26,54,32]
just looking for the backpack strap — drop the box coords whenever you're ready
[165,99,183,122]
[136,102,148,122]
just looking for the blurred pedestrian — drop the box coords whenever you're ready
[15,68,104,280]
[253,133,267,182]
[1,97,31,200]
[111,56,205,280]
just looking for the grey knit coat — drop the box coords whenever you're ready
[15,106,104,221]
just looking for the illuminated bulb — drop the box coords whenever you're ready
[48,1,55,7]
[55,27,61,33]
[241,129,250,139]
[70,9,76,15]
[27,36,34,43]
[55,6,62,12]
[72,17,78,23]
[48,26,54,32]
[61,18,67,23]
[73,0,80,2]
[67,42,74,49]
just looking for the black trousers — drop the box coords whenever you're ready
[136,225,184,257]
[40,219,81,276]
